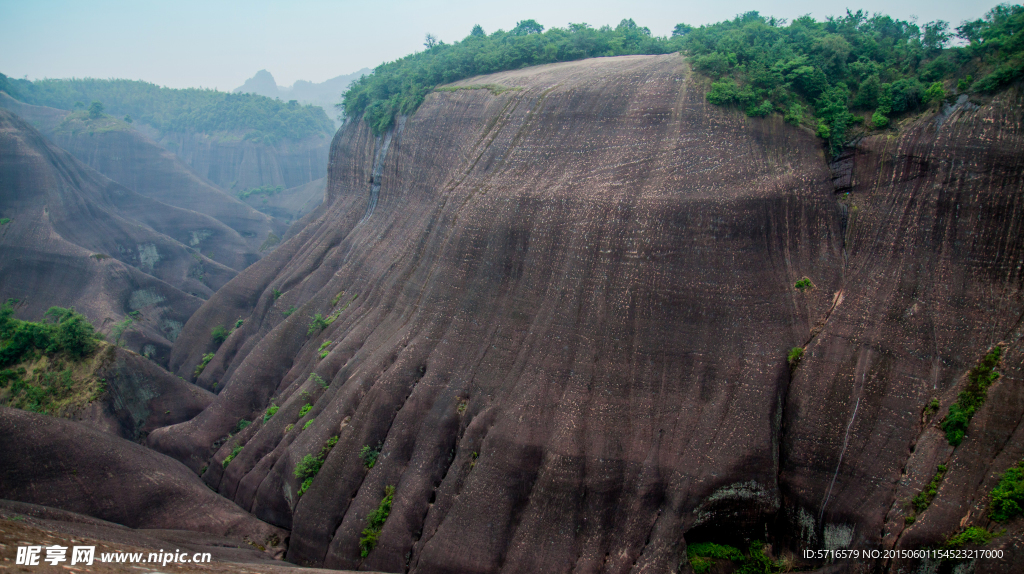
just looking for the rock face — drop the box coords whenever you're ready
[0,94,286,263]
[0,109,240,364]
[0,407,286,548]
[156,130,331,194]
[75,344,215,441]
[240,177,325,223]
[146,55,1023,573]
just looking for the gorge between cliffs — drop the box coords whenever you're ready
[1,50,1023,574]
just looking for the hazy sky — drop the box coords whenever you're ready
[0,0,997,91]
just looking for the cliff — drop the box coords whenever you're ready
[0,109,243,364]
[140,54,1021,573]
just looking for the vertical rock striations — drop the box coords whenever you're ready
[149,57,1023,572]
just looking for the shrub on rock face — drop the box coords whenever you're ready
[788,347,804,367]
[990,460,1024,522]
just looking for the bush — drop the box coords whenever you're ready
[990,460,1024,522]
[0,302,100,367]
[0,218,10,225]
[944,526,997,548]
[941,345,1002,446]
[263,404,279,423]
[194,352,215,377]
[222,444,243,468]
[794,277,813,291]
[911,465,948,513]
[293,435,339,497]
[360,443,381,469]
[788,347,804,367]
[309,373,328,389]
[211,325,229,346]
[303,418,316,430]
[283,305,296,317]
[307,314,328,335]
[299,403,312,417]
[359,485,396,557]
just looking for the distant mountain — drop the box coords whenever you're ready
[233,68,371,125]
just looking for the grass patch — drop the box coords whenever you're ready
[222,444,243,468]
[359,485,395,557]
[194,352,215,377]
[293,435,339,497]
[941,345,1003,446]
[989,460,1024,522]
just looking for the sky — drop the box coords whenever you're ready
[0,0,998,91]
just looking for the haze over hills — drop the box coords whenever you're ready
[234,68,372,127]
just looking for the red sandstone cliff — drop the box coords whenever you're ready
[119,54,1023,572]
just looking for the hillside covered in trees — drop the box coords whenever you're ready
[343,4,1024,154]
[0,75,335,144]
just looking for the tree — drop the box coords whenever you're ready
[88,100,104,119]
[424,33,438,49]
[672,23,694,37]
[470,24,485,37]
[511,19,544,36]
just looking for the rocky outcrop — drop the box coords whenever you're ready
[145,56,1021,573]
[0,109,239,363]
[0,407,286,548]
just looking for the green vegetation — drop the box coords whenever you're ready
[194,352,215,377]
[318,340,332,359]
[0,218,10,225]
[680,5,1024,154]
[331,291,345,306]
[109,315,135,346]
[989,460,1024,522]
[237,185,284,200]
[788,346,804,367]
[211,325,229,346]
[309,373,328,389]
[222,444,243,468]
[794,277,814,291]
[941,345,1003,446]
[0,302,101,367]
[234,319,244,329]
[943,526,999,548]
[293,435,339,497]
[342,20,684,134]
[263,404,279,423]
[259,233,281,252]
[272,288,283,301]
[359,485,396,557]
[234,418,251,432]
[302,418,316,430]
[299,403,312,417]
[0,74,335,144]
[911,464,948,514]
[282,305,296,318]
[87,100,104,119]
[686,541,784,574]
[308,313,328,335]
[359,443,382,469]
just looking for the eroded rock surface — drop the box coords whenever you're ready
[140,56,1020,572]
